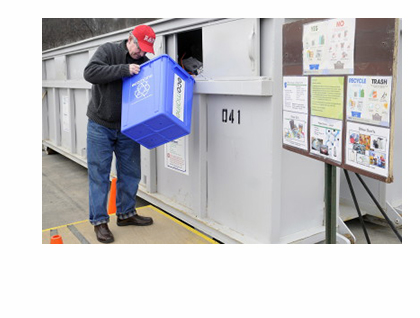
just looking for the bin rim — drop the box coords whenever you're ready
[141,54,196,84]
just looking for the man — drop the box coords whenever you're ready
[84,25,156,243]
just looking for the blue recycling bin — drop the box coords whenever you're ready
[121,54,195,149]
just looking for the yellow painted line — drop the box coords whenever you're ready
[144,205,219,244]
[43,205,219,244]
[42,206,149,232]
[42,206,150,232]
[42,219,89,232]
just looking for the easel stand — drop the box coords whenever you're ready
[343,170,371,244]
[344,170,402,243]
[325,163,337,244]
[325,165,402,244]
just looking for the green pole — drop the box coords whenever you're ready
[325,163,337,244]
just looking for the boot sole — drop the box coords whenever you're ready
[96,236,114,244]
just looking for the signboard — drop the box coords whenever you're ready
[310,76,344,119]
[346,76,392,127]
[303,18,356,75]
[282,18,399,183]
[310,116,343,163]
[345,122,390,177]
[282,76,309,150]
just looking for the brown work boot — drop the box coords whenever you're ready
[94,223,114,243]
[117,214,153,226]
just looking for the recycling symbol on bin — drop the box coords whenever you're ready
[134,79,151,99]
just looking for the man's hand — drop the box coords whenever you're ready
[129,64,140,75]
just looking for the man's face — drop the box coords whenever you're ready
[127,36,146,60]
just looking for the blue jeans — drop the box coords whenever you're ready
[87,119,141,225]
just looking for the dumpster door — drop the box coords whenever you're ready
[202,18,260,78]
[146,35,165,60]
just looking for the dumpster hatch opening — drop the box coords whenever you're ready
[177,29,203,75]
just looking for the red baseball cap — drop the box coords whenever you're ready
[132,25,156,54]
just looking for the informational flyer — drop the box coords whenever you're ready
[346,122,390,177]
[164,136,189,175]
[311,77,344,120]
[310,116,343,163]
[283,76,308,114]
[283,111,308,150]
[303,18,355,75]
[347,76,392,127]
[62,96,70,133]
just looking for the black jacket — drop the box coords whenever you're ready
[84,40,149,129]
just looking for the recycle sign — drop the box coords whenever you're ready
[134,78,151,100]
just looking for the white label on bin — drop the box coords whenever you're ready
[172,74,185,122]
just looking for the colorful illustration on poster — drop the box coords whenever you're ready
[347,76,392,127]
[310,116,342,163]
[283,111,308,150]
[303,18,355,75]
[346,122,390,177]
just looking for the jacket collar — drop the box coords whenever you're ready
[120,40,129,53]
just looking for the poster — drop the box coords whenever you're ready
[346,122,390,177]
[283,76,308,114]
[283,111,308,150]
[310,116,342,163]
[164,136,189,175]
[62,96,70,133]
[347,76,392,127]
[303,18,355,75]
[311,77,344,120]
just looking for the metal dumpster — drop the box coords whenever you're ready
[42,18,402,243]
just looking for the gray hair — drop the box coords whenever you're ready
[129,31,140,47]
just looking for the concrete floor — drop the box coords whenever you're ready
[42,149,402,244]
[345,217,401,244]
[42,149,150,230]
[42,150,89,230]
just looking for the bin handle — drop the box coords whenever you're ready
[174,64,188,80]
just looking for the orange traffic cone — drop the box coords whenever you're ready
[108,178,117,215]
[50,234,63,244]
